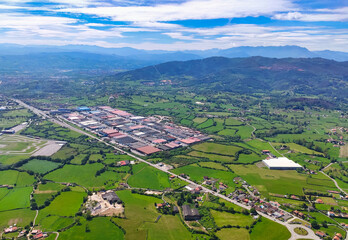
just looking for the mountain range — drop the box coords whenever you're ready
[1,44,348,67]
[111,56,348,99]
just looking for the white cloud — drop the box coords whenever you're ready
[163,32,196,41]
[0,0,103,7]
[0,13,76,28]
[0,4,23,9]
[0,0,347,52]
[57,0,294,21]
[274,7,348,21]
[0,13,125,41]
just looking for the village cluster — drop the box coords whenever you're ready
[55,106,209,155]
[2,225,48,240]
[327,127,346,147]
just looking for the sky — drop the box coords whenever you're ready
[0,0,347,51]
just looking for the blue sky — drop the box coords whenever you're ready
[0,0,347,51]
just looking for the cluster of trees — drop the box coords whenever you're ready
[31,186,71,210]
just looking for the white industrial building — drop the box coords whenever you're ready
[263,157,302,170]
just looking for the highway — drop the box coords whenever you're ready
[14,98,320,240]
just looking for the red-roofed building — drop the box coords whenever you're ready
[165,142,180,149]
[111,109,132,117]
[103,128,118,136]
[152,139,167,144]
[33,232,44,239]
[180,137,201,144]
[136,146,161,155]
[4,226,17,233]
[119,161,128,166]
[99,106,113,110]
[336,233,343,239]
[108,132,122,138]
[113,134,127,139]
[129,125,144,130]
[315,231,326,238]
[157,203,165,208]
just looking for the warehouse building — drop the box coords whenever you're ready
[263,157,302,170]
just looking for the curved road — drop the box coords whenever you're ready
[53,232,59,240]
[15,99,321,240]
[320,170,347,195]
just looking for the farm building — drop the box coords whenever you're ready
[262,157,302,170]
[102,191,122,204]
[182,205,201,220]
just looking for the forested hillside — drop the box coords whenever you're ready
[113,57,348,98]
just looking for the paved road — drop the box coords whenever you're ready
[322,162,333,171]
[268,141,285,157]
[287,224,319,240]
[53,232,59,240]
[321,162,348,196]
[27,210,39,240]
[15,99,321,240]
[320,170,347,195]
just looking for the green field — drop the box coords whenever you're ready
[216,228,250,240]
[235,125,254,139]
[193,117,207,124]
[38,215,74,231]
[0,154,29,165]
[113,190,191,240]
[230,164,338,196]
[218,128,237,136]
[198,161,228,170]
[236,153,262,164]
[60,217,124,240]
[89,154,103,161]
[20,159,61,174]
[250,217,290,240]
[0,187,32,211]
[172,163,236,185]
[34,193,54,206]
[0,170,35,187]
[211,210,254,227]
[192,142,242,156]
[0,208,36,229]
[38,182,65,192]
[225,118,243,126]
[273,143,324,156]
[0,109,33,129]
[103,154,134,165]
[244,140,281,157]
[45,163,125,188]
[0,188,9,199]
[127,163,171,190]
[188,151,236,162]
[197,118,214,129]
[37,191,86,221]
[70,154,88,164]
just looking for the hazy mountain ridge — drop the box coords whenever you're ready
[112,56,348,98]
[1,44,348,62]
